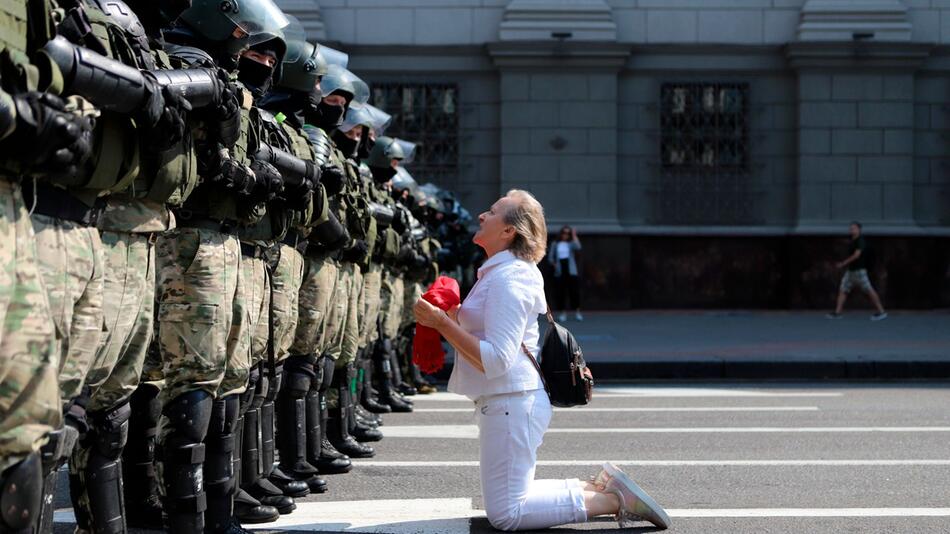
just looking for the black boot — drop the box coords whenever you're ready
[328,364,375,458]
[205,394,276,533]
[359,359,390,417]
[263,365,309,498]
[276,354,327,493]
[355,404,381,428]
[314,355,353,474]
[239,371,296,515]
[374,339,413,413]
[389,346,416,404]
[124,385,164,529]
[161,390,213,534]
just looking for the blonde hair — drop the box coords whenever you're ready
[503,189,547,263]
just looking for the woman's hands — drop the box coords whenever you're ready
[414,298,449,330]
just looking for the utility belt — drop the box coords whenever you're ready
[173,211,240,235]
[25,182,105,227]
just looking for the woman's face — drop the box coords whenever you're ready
[560,227,571,241]
[473,196,516,253]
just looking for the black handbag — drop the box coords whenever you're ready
[522,308,593,407]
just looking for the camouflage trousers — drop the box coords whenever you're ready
[358,263,383,348]
[291,254,338,358]
[32,212,104,406]
[242,252,270,368]
[380,270,405,341]
[0,181,59,470]
[271,245,304,364]
[155,227,247,409]
[85,231,155,413]
[335,262,361,369]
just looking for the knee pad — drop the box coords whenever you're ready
[129,385,161,430]
[240,366,261,410]
[163,390,214,447]
[0,453,42,531]
[90,403,132,460]
[283,354,317,399]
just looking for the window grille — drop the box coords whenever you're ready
[370,83,459,185]
[656,82,754,224]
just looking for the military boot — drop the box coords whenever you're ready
[239,406,295,515]
[328,378,375,459]
[276,355,328,494]
[360,359,391,414]
[262,365,309,497]
[311,390,352,474]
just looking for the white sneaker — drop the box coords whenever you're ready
[557,312,567,322]
[871,312,888,321]
[574,311,584,321]
[601,462,671,530]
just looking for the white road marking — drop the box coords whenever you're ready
[414,388,843,402]
[413,406,821,413]
[379,425,950,439]
[356,459,950,468]
[668,508,950,518]
[242,498,478,533]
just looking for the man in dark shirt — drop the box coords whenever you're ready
[827,221,887,320]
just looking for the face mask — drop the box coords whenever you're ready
[238,56,275,97]
[305,92,347,131]
[332,130,359,159]
[358,133,374,160]
[370,165,397,184]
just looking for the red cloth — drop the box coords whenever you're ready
[413,276,461,374]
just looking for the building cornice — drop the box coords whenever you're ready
[785,40,933,70]
[487,40,631,69]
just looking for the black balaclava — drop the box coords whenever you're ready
[370,165,397,184]
[331,129,359,160]
[238,47,278,98]
[304,89,348,131]
[357,126,374,160]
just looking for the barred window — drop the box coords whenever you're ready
[655,82,755,225]
[370,83,459,184]
[660,83,749,171]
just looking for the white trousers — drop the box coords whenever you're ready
[476,388,588,531]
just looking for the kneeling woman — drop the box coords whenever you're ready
[414,190,670,531]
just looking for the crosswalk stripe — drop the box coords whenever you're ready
[668,508,950,518]
[355,459,950,467]
[379,425,950,439]
[413,389,844,402]
[413,406,821,413]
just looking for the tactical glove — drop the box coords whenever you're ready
[140,81,192,150]
[249,158,283,201]
[208,148,255,195]
[320,164,345,196]
[340,239,368,264]
[3,91,94,181]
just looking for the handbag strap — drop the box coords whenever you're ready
[521,342,550,395]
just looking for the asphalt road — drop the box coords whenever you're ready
[54,382,950,533]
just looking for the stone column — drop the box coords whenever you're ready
[789,0,930,230]
[488,0,629,230]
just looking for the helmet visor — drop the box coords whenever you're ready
[318,45,348,69]
[226,0,289,48]
[319,64,370,107]
[340,106,374,133]
[364,104,393,136]
[280,15,306,63]
[393,138,417,165]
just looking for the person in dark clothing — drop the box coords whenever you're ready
[827,221,888,321]
[547,226,583,321]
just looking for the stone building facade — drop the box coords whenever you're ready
[277,0,950,309]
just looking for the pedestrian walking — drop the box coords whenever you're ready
[547,225,583,322]
[413,190,670,531]
[827,221,888,321]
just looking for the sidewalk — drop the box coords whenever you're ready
[438,311,950,380]
[569,310,950,380]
